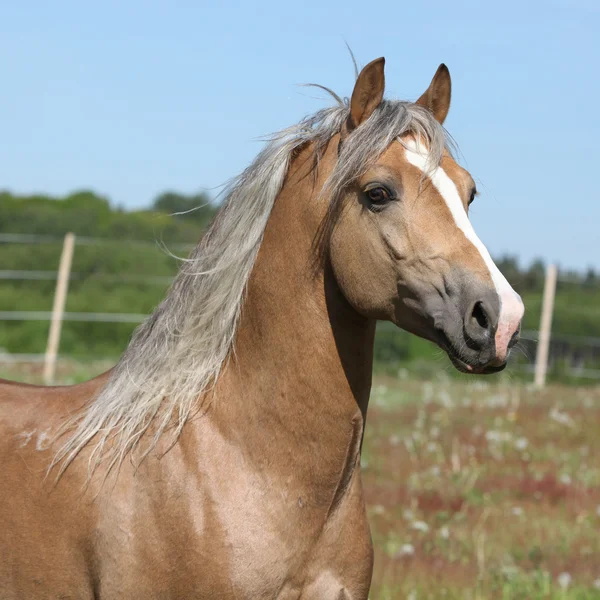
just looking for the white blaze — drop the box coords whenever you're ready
[404,139,524,360]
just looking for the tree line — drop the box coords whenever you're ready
[1,190,599,366]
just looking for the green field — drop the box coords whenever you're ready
[3,361,600,598]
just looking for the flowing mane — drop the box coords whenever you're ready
[55,94,450,475]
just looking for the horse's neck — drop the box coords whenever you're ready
[218,144,375,444]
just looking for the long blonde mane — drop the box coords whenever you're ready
[54,92,449,477]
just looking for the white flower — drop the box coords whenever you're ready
[439,526,450,539]
[426,442,438,453]
[486,393,508,408]
[557,572,572,590]
[422,383,434,403]
[501,565,519,579]
[397,543,415,557]
[412,520,429,533]
[485,430,512,443]
[515,437,529,451]
[559,473,572,486]
[438,390,454,408]
[512,506,523,517]
[550,407,575,428]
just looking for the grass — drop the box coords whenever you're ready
[2,361,600,598]
[364,375,600,598]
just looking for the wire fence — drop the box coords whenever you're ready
[1,232,599,383]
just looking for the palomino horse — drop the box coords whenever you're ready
[0,58,523,598]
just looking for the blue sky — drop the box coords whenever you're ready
[1,0,599,270]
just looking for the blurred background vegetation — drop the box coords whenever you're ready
[1,190,600,381]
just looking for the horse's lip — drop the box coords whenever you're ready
[436,331,507,375]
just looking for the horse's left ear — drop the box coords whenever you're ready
[416,64,451,124]
[346,57,386,133]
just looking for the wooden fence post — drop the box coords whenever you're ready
[534,264,557,388]
[43,233,75,385]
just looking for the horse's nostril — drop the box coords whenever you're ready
[471,301,490,331]
[508,329,520,349]
[464,296,499,351]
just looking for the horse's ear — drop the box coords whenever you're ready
[416,64,451,124]
[346,57,385,133]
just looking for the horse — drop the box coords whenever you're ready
[0,58,524,599]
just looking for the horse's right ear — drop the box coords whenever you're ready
[416,64,451,124]
[344,57,385,136]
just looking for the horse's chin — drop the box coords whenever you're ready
[446,352,507,375]
[434,330,507,375]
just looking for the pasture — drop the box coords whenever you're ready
[4,360,599,598]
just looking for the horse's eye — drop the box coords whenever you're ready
[468,188,477,206]
[366,187,391,204]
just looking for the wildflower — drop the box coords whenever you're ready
[439,526,450,539]
[557,572,572,590]
[438,390,454,409]
[515,437,528,451]
[426,442,438,453]
[485,430,512,443]
[501,565,519,579]
[422,383,434,403]
[559,473,572,486]
[549,407,575,428]
[511,507,523,517]
[412,521,429,533]
[397,543,415,557]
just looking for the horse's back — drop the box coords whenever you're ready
[0,370,110,426]
[0,372,109,463]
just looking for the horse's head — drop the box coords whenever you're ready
[327,58,524,374]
